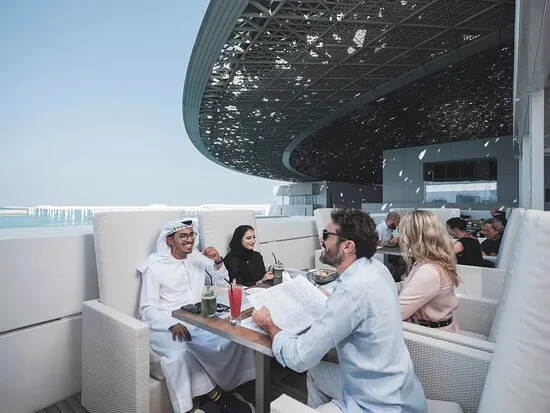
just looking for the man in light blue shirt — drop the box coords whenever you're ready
[252,209,426,412]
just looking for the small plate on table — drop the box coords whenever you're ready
[306,269,339,285]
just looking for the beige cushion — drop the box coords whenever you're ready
[198,209,257,258]
[461,330,488,341]
[427,399,464,413]
[313,208,334,241]
[93,211,182,317]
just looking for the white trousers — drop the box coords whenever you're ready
[150,324,255,413]
[307,362,343,413]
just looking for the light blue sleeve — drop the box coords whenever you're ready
[271,289,361,373]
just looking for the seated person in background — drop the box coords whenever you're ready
[376,211,400,246]
[224,225,273,286]
[376,212,406,281]
[138,219,255,413]
[480,218,504,257]
[252,208,427,413]
[491,207,508,227]
[397,211,460,333]
[446,217,484,267]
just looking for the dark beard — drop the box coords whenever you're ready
[320,248,342,267]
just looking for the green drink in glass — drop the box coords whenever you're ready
[201,285,217,318]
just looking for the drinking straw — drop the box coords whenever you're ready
[272,252,279,264]
[224,278,234,296]
[205,270,214,286]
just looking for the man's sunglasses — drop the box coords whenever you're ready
[322,229,342,241]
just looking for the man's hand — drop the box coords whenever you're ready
[263,271,274,281]
[169,323,192,342]
[203,246,221,261]
[252,306,281,340]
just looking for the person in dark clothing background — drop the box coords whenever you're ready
[224,225,273,286]
[490,208,508,227]
[446,217,484,267]
[480,218,504,257]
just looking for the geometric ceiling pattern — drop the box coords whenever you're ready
[290,42,514,184]
[183,0,516,182]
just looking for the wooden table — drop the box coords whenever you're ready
[172,306,273,413]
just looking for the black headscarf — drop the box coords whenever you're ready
[228,225,255,260]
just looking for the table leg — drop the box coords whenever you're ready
[254,351,271,413]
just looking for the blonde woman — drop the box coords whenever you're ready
[397,210,460,333]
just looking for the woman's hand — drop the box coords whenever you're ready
[263,271,273,281]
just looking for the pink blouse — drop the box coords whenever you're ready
[397,262,460,333]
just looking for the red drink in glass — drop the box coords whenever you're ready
[228,284,243,325]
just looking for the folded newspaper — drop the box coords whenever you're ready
[246,275,328,334]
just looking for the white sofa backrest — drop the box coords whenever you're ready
[479,210,550,412]
[488,209,542,343]
[257,217,318,270]
[369,213,387,225]
[93,211,182,317]
[419,208,461,226]
[495,208,525,270]
[313,208,334,241]
[389,208,413,219]
[198,210,257,258]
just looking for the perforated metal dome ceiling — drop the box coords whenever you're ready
[182,0,515,183]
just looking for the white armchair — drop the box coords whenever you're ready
[403,210,550,353]
[82,211,183,413]
[272,330,492,413]
[453,208,524,299]
[272,210,550,412]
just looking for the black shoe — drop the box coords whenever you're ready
[218,392,255,413]
[197,398,222,413]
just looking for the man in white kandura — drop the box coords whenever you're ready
[252,209,426,413]
[138,219,255,413]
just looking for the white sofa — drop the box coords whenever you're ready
[424,207,527,350]
[403,209,550,353]
[272,328,492,413]
[81,210,319,413]
[82,211,182,413]
[199,210,319,272]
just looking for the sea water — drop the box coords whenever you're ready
[0,210,93,229]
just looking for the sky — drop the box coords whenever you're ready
[0,0,287,207]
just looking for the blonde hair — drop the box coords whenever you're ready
[399,210,460,287]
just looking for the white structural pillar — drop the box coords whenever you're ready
[519,90,546,209]
[515,0,549,210]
